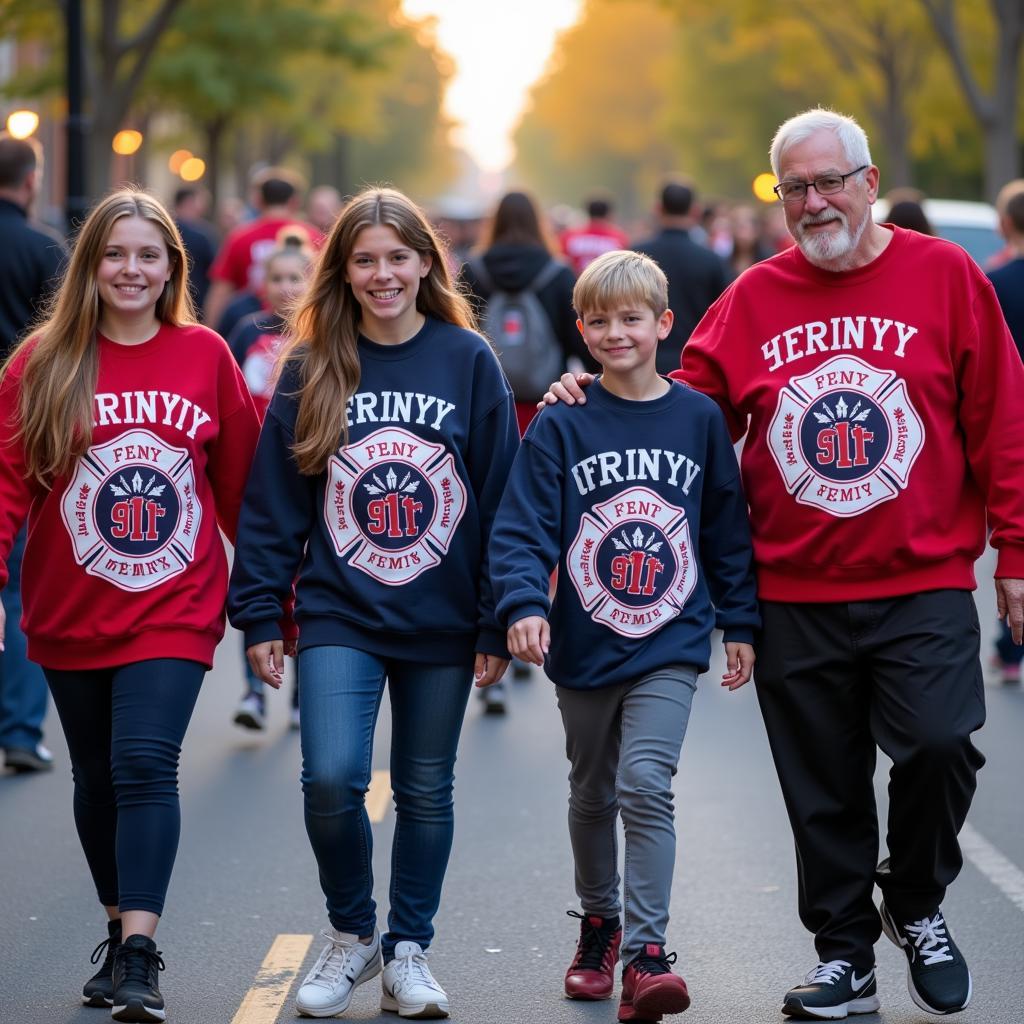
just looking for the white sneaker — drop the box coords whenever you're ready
[381,941,449,1019]
[295,928,381,1018]
[233,693,265,731]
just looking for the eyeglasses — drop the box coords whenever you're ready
[773,166,868,203]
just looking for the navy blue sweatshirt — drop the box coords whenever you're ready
[490,379,759,689]
[228,316,519,663]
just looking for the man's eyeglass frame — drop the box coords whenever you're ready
[773,165,868,203]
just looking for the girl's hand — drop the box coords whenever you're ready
[474,653,510,688]
[537,372,594,409]
[247,641,284,689]
[508,616,550,665]
[722,642,755,691]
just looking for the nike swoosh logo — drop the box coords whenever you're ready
[850,970,874,991]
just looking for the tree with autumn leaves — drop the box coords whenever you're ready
[515,0,1023,209]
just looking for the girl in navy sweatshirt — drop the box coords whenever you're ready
[228,187,518,1019]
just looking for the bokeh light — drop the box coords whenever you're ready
[6,110,39,139]
[753,173,779,204]
[168,149,193,174]
[180,157,206,181]
[112,130,143,155]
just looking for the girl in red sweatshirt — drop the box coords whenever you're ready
[0,189,260,1023]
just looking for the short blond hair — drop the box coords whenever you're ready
[573,250,668,319]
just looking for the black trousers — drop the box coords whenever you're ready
[754,590,986,965]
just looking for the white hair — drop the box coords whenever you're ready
[770,108,872,178]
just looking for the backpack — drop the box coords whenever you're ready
[470,257,565,403]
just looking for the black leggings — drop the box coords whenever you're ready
[44,659,204,916]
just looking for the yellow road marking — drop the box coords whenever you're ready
[231,933,312,1024]
[366,769,392,822]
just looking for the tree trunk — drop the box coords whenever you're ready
[204,116,227,209]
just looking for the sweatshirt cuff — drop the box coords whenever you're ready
[475,626,511,661]
[994,547,1024,580]
[508,602,550,627]
[721,626,755,646]
[243,620,284,649]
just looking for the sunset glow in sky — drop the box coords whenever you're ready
[401,0,583,173]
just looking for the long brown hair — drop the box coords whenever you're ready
[281,186,476,475]
[479,189,559,255]
[1,188,194,485]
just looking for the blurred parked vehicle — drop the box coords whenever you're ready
[875,198,1000,265]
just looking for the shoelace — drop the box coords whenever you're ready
[115,945,165,988]
[390,949,444,993]
[90,936,118,970]
[903,913,954,965]
[631,950,678,976]
[567,911,617,971]
[305,932,366,989]
[804,960,852,986]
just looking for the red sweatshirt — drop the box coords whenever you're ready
[0,323,261,669]
[673,226,1024,602]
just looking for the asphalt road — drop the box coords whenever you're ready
[1,547,1022,1024]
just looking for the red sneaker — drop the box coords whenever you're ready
[618,945,690,1021]
[564,911,622,1000]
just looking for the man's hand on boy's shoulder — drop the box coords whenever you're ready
[508,615,550,666]
[538,372,594,409]
[722,642,755,691]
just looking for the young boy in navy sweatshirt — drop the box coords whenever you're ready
[489,250,759,1022]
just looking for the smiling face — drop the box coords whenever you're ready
[345,223,432,342]
[578,303,673,379]
[96,216,172,323]
[779,130,879,270]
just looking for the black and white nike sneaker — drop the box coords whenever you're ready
[782,959,880,1020]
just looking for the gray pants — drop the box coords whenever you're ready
[556,664,698,963]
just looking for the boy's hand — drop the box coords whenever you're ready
[247,641,284,689]
[474,653,510,688]
[722,641,755,691]
[537,372,595,409]
[508,616,550,665]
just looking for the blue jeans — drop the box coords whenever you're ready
[0,526,48,751]
[297,646,473,960]
[43,659,204,915]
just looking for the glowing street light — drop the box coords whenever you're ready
[6,110,40,139]
[753,172,779,204]
[168,149,193,174]
[112,130,143,155]
[179,157,206,181]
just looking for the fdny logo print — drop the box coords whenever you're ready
[60,429,201,591]
[326,426,466,585]
[567,486,696,638]
[768,355,924,517]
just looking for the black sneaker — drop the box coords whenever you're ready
[782,960,880,1020]
[879,902,972,1015]
[82,918,122,1006]
[111,934,166,1022]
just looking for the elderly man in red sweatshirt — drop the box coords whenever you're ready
[546,108,1024,1022]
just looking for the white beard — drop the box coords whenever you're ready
[795,208,868,269]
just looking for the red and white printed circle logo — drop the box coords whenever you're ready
[566,486,696,638]
[60,429,201,591]
[768,355,925,517]
[325,427,466,586]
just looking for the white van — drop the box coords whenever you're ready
[873,198,1002,266]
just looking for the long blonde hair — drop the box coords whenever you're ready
[282,186,476,476]
[1,188,194,485]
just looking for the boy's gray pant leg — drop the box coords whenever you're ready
[557,665,698,964]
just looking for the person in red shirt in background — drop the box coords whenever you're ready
[546,108,1024,1022]
[0,189,260,1023]
[559,192,630,276]
[227,229,314,731]
[204,167,322,330]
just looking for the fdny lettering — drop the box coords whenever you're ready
[346,391,456,431]
[571,448,702,497]
[103,555,172,577]
[93,391,212,439]
[815,481,874,504]
[761,317,919,372]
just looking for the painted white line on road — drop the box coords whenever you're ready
[231,933,313,1024]
[367,769,392,823]
[960,822,1024,913]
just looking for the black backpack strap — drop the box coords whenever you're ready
[467,256,494,292]
[525,259,564,294]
